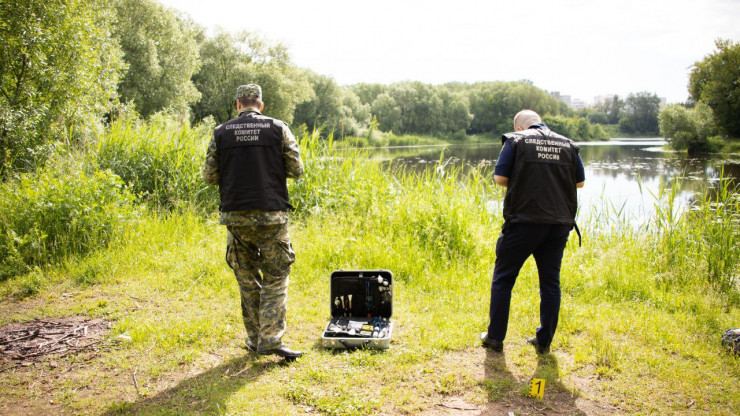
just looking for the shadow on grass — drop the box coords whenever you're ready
[481,349,517,403]
[531,353,585,415]
[101,351,282,415]
[481,349,585,415]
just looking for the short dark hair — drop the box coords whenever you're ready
[238,97,262,108]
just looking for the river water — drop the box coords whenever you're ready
[349,139,740,227]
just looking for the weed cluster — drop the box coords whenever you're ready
[94,115,218,211]
[650,173,740,292]
[0,155,136,280]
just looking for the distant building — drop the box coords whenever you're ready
[571,99,585,111]
[593,94,617,106]
[550,91,571,108]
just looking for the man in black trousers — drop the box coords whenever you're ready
[481,110,585,354]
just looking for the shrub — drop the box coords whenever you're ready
[542,115,606,141]
[0,158,136,279]
[659,102,718,154]
[95,116,218,211]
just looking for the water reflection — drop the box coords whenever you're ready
[340,140,740,226]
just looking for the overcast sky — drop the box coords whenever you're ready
[158,0,740,104]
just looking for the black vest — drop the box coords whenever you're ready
[216,111,292,212]
[502,127,579,225]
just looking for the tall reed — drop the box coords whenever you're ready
[94,115,218,212]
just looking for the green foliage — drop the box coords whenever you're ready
[586,110,608,125]
[468,81,562,135]
[191,30,311,124]
[339,88,371,137]
[0,155,135,279]
[113,0,200,118]
[592,95,624,124]
[650,174,740,291]
[94,114,218,211]
[190,30,247,123]
[370,92,402,133]
[354,82,476,136]
[250,57,313,125]
[659,102,718,153]
[1,122,739,414]
[0,0,124,175]
[689,39,740,137]
[541,115,609,141]
[290,133,497,266]
[293,72,345,133]
[292,71,370,137]
[619,92,661,135]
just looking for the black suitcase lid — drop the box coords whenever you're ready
[330,270,392,319]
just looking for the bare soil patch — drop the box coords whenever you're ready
[0,316,110,370]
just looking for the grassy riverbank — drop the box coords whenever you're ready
[600,124,661,139]
[718,138,740,154]
[333,133,496,149]
[1,121,739,415]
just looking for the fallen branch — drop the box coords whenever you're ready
[0,329,39,345]
[436,403,479,411]
[181,271,206,298]
[133,368,141,395]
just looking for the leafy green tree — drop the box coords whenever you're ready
[541,115,577,139]
[251,61,312,125]
[190,30,246,123]
[371,93,402,133]
[577,117,592,139]
[338,89,370,137]
[594,95,624,124]
[191,30,311,124]
[292,71,344,131]
[351,83,387,106]
[577,108,608,125]
[468,81,562,135]
[0,0,124,174]
[386,82,445,134]
[114,0,200,118]
[659,102,717,154]
[689,39,740,137]
[619,92,661,135]
[441,94,474,135]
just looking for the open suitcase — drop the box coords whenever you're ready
[321,270,393,350]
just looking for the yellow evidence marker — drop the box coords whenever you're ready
[529,378,546,398]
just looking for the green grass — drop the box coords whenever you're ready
[601,123,661,139]
[0,121,739,415]
[716,137,740,153]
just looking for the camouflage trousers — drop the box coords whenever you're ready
[225,223,295,351]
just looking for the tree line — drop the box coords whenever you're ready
[658,39,740,154]
[2,0,674,176]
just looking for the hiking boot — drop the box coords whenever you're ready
[258,345,303,361]
[481,332,503,352]
[526,337,550,354]
[245,339,257,352]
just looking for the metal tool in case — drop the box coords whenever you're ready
[321,270,393,350]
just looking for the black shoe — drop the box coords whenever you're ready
[258,345,303,359]
[245,339,257,352]
[526,337,550,354]
[481,332,503,352]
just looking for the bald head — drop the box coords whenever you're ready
[513,110,542,131]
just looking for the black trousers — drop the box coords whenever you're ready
[487,223,571,347]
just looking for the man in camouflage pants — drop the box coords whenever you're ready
[203,84,304,359]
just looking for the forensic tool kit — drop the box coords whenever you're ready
[321,270,393,349]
